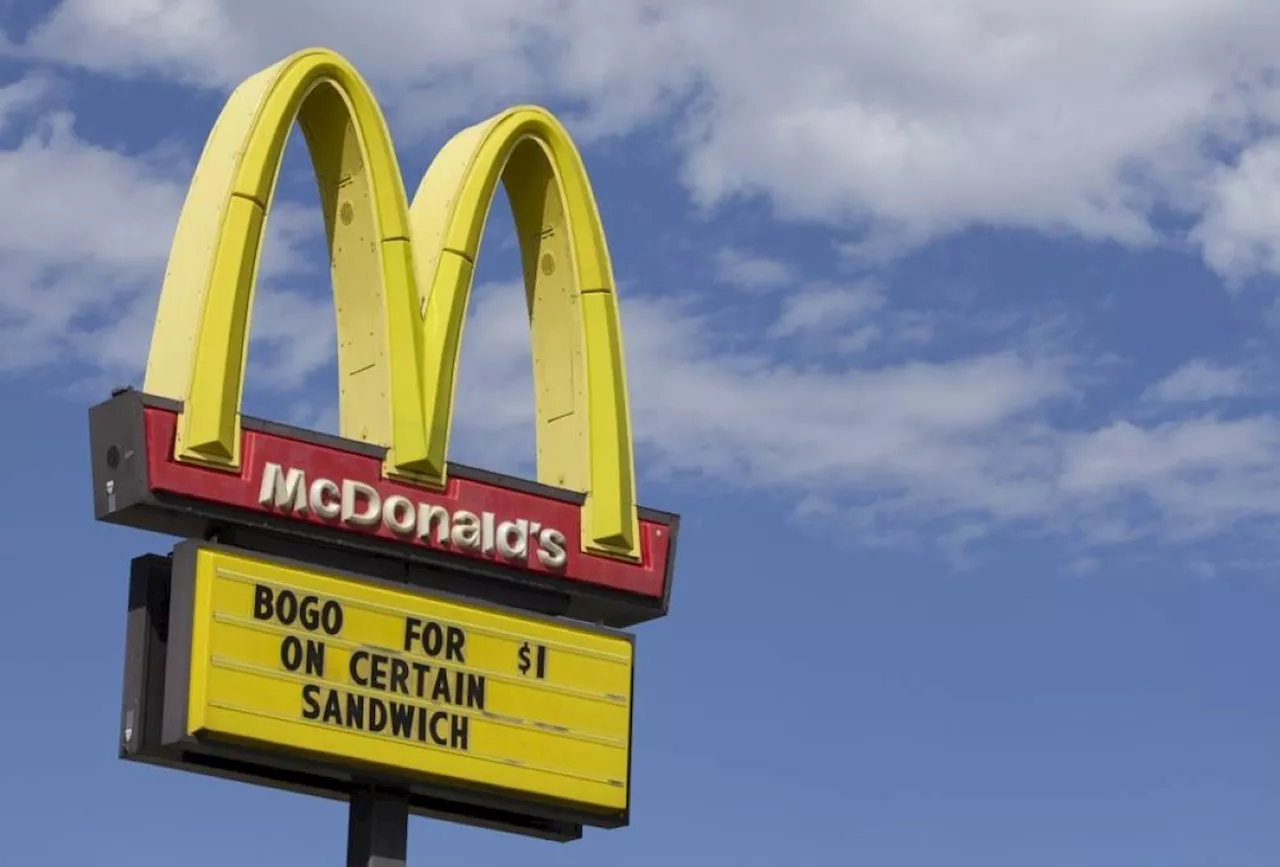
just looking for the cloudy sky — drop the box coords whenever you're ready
[3,2,1280,865]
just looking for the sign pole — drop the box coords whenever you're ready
[347,787,409,867]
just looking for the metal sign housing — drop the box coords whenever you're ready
[120,542,640,840]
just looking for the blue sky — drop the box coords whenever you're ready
[2,1,1280,864]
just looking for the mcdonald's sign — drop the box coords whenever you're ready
[89,47,678,629]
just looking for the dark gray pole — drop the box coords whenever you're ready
[347,787,410,867]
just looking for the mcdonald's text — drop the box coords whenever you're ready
[257,461,570,568]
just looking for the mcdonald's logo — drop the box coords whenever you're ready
[88,47,677,627]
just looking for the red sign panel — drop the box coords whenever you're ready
[143,406,670,598]
[89,391,677,626]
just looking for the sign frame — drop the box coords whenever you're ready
[119,540,641,841]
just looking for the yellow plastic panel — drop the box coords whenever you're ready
[142,46,643,559]
[409,106,640,558]
[179,194,263,464]
[417,248,475,480]
[505,139,586,488]
[184,545,634,813]
[144,64,280,406]
[579,288,636,554]
[143,48,429,475]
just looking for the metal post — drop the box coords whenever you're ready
[347,787,410,867]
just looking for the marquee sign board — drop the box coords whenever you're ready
[120,540,633,837]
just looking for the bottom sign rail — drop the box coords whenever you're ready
[118,542,639,840]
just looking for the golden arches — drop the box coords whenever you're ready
[143,48,429,474]
[142,48,640,562]
[409,107,638,560]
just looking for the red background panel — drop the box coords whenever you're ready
[143,406,668,599]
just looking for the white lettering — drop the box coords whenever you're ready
[382,495,416,535]
[496,519,528,561]
[418,503,450,544]
[252,464,570,568]
[258,462,307,512]
[309,478,340,519]
[452,510,481,551]
[481,511,496,555]
[537,528,567,569]
[341,479,380,526]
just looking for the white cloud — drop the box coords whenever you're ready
[768,282,884,339]
[1058,416,1280,540]
[0,71,58,131]
[0,112,180,274]
[1141,359,1248,404]
[1060,417,1278,494]
[12,1,1280,274]
[0,90,186,374]
[713,247,795,291]
[0,75,323,387]
[1191,137,1280,281]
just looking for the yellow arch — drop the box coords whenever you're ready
[409,107,640,561]
[143,48,430,475]
[142,47,641,563]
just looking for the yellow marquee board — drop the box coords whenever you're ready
[162,541,634,820]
